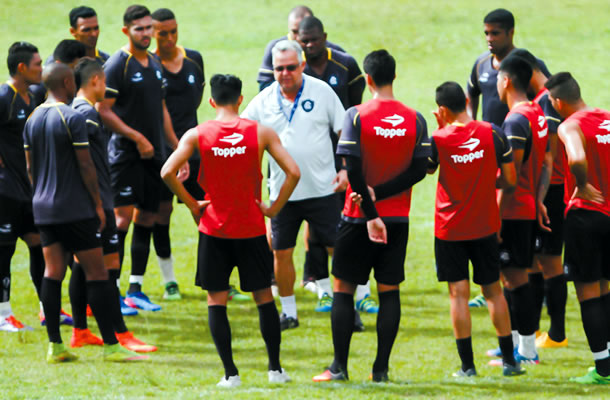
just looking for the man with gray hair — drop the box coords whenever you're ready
[242,40,346,330]
[256,6,345,91]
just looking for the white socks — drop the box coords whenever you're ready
[511,330,519,348]
[280,295,297,319]
[355,281,371,302]
[0,302,11,318]
[158,256,176,284]
[316,278,332,299]
[518,333,537,359]
[129,275,144,285]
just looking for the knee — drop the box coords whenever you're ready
[274,249,293,266]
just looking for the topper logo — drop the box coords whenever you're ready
[381,114,404,127]
[599,120,610,132]
[219,133,244,146]
[458,137,480,151]
[538,115,546,128]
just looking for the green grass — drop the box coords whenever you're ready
[1,0,610,398]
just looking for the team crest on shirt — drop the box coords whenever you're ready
[301,99,314,112]
[188,74,195,84]
[131,72,143,82]
[16,109,26,119]
[156,70,162,80]
[479,72,489,83]
[328,75,338,86]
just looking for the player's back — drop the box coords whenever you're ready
[196,118,264,239]
[433,120,502,241]
[503,101,548,220]
[564,108,610,216]
[23,102,95,224]
[343,98,422,219]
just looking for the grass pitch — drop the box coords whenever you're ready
[1,0,610,398]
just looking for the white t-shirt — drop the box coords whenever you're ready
[242,74,345,201]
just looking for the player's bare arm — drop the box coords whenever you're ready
[96,97,154,158]
[74,147,106,230]
[559,120,604,204]
[162,99,189,180]
[256,123,300,217]
[160,128,209,221]
[536,149,554,232]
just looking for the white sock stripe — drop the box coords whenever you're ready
[593,349,610,361]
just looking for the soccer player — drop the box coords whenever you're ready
[489,56,552,365]
[0,42,43,332]
[98,5,185,313]
[161,74,300,387]
[45,7,109,65]
[466,9,551,127]
[69,57,157,352]
[242,40,347,330]
[151,7,205,300]
[296,16,373,315]
[23,63,145,362]
[256,6,345,91]
[428,81,524,377]
[545,72,610,384]
[313,49,429,382]
[512,49,568,349]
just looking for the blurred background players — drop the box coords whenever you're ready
[257,6,345,91]
[546,72,610,384]
[428,81,524,377]
[151,7,205,300]
[161,74,299,387]
[98,5,184,313]
[0,42,43,332]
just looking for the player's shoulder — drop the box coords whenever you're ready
[329,48,357,66]
[0,83,14,102]
[183,47,204,69]
[326,40,345,53]
[472,51,493,70]
[72,98,98,119]
[97,49,110,62]
[264,36,288,52]
[104,49,130,69]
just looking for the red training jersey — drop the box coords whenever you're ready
[196,118,265,238]
[433,121,505,241]
[500,101,549,220]
[563,108,610,217]
[341,98,420,219]
[534,88,566,185]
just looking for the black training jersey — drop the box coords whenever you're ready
[0,83,36,201]
[23,102,96,224]
[467,51,551,126]
[45,48,110,66]
[257,35,345,90]
[104,49,167,165]
[29,83,47,107]
[72,97,113,210]
[155,46,204,138]
[304,48,365,109]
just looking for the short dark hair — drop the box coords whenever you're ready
[299,16,324,33]
[74,57,103,89]
[363,49,395,87]
[69,6,97,28]
[210,74,242,106]
[151,8,175,22]
[7,41,39,76]
[484,8,515,31]
[545,72,581,104]
[499,55,532,93]
[124,5,150,26]
[289,5,313,19]
[435,81,467,113]
[53,39,87,64]
[510,48,540,71]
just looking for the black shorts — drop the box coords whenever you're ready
[38,218,102,252]
[332,222,409,286]
[111,159,165,212]
[499,219,535,269]
[270,194,340,250]
[195,232,273,292]
[177,158,205,202]
[0,194,37,244]
[534,184,565,256]
[564,209,610,283]
[435,234,500,286]
[101,209,119,255]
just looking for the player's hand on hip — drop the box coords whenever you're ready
[177,161,190,183]
[572,183,604,204]
[367,217,387,244]
[136,135,154,159]
[536,201,552,233]
[349,192,363,206]
[96,206,106,231]
[190,200,210,223]
[333,169,348,192]
[256,199,277,218]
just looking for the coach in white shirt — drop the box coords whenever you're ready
[242,40,346,330]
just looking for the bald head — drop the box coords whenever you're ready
[43,63,76,102]
[287,5,313,39]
